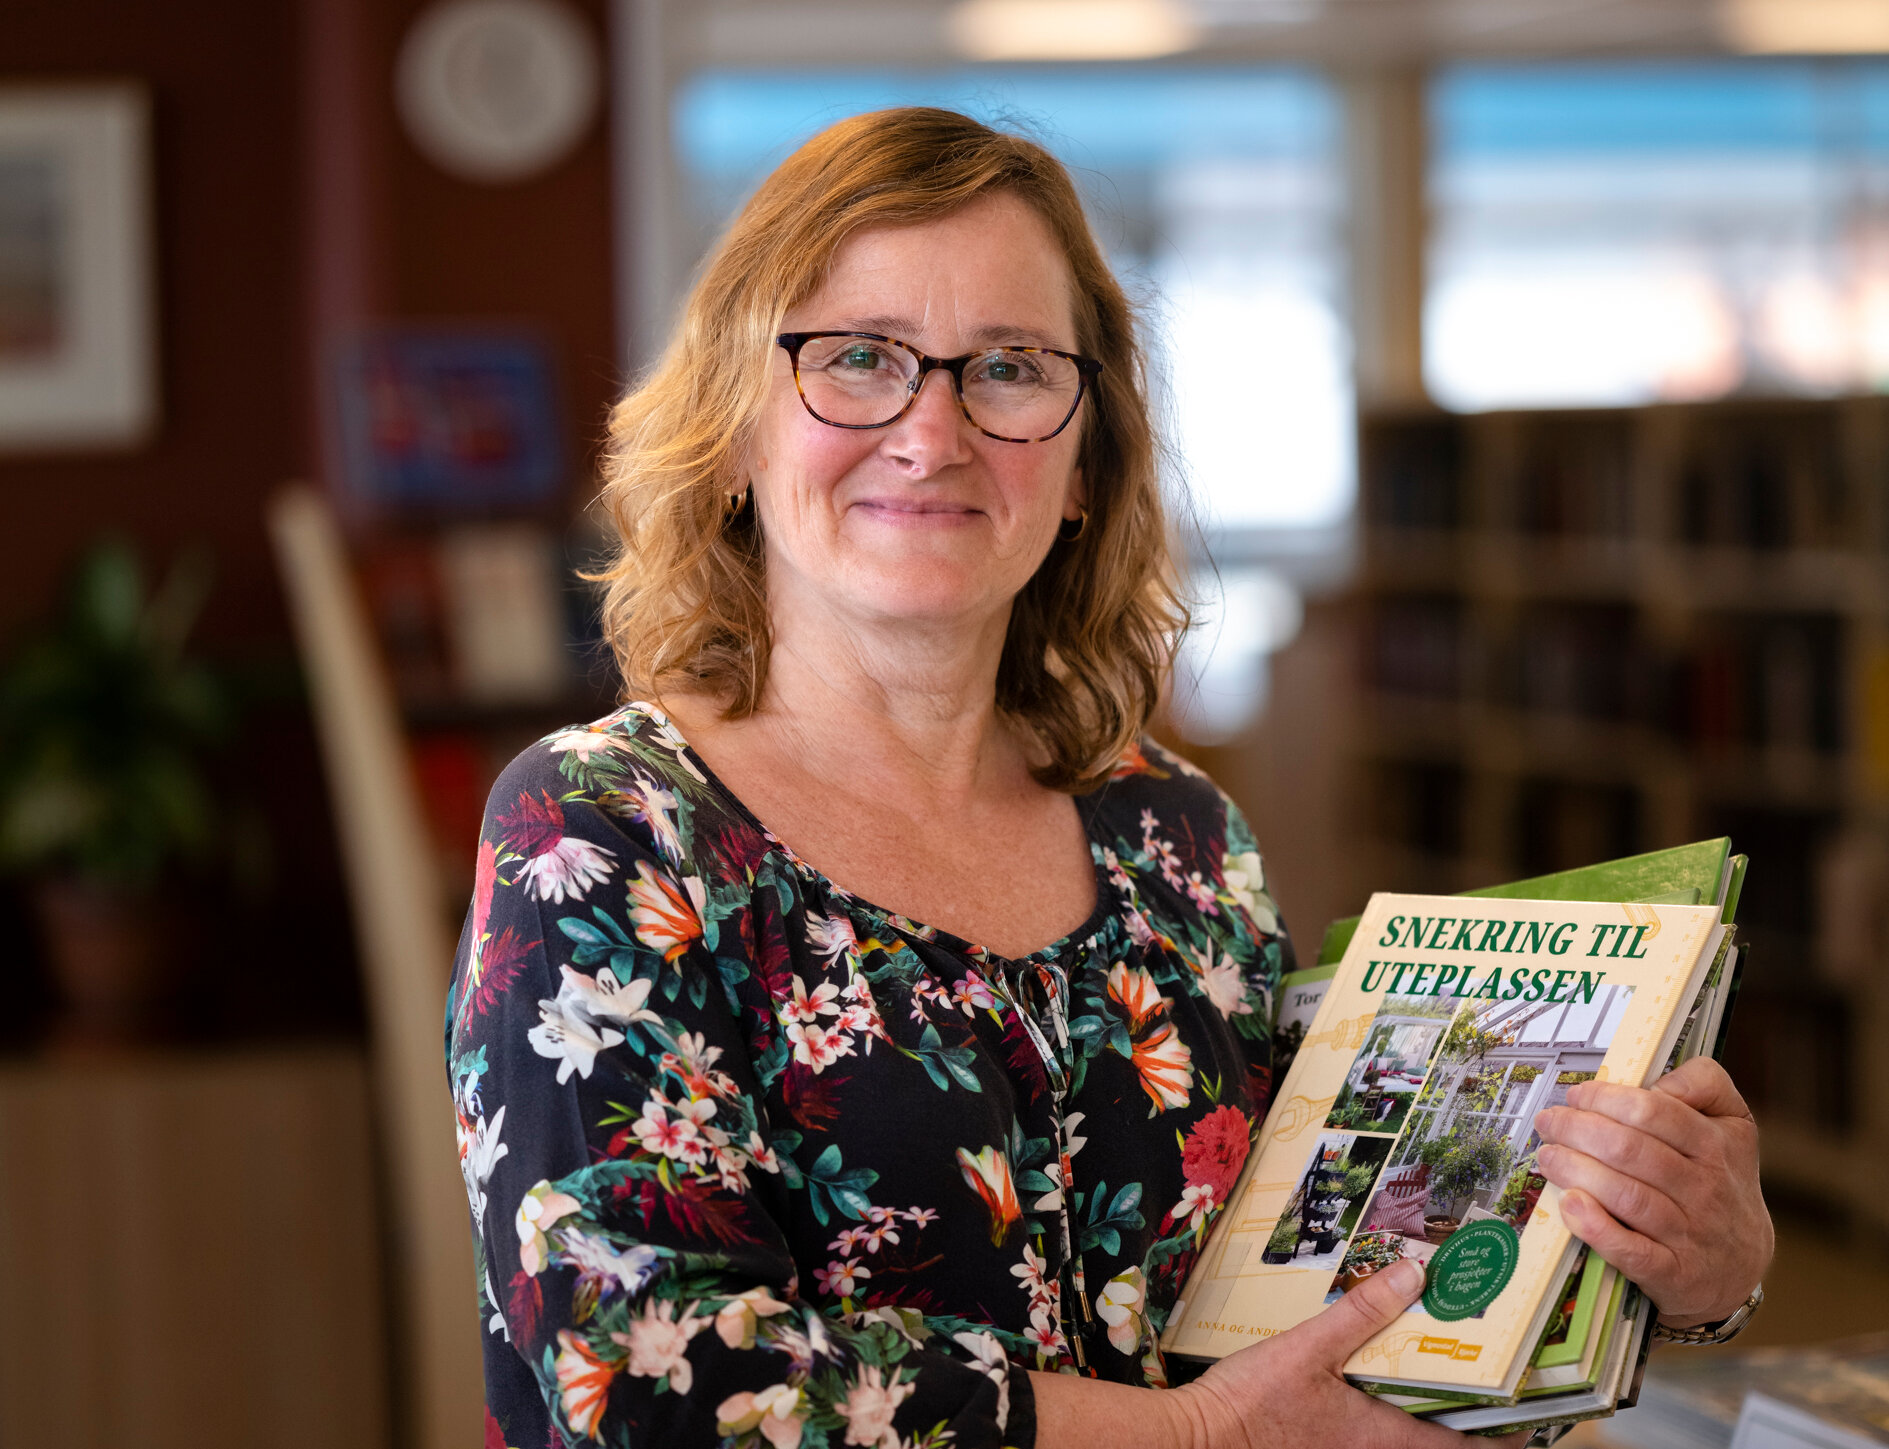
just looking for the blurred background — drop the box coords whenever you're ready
[1,0,1886,1445]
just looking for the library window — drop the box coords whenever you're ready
[1427,61,1889,411]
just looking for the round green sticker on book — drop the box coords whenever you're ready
[1423,1220,1521,1321]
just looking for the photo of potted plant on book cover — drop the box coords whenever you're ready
[1353,984,1633,1252]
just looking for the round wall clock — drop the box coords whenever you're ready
[395,0,601,185]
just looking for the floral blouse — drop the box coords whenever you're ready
[446,703,1293,1449]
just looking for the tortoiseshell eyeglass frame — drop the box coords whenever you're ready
[776,331,1104,444]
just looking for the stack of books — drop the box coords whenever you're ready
[1163,839,1749,1442]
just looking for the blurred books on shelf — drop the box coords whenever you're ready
[1351,396,1889,1241]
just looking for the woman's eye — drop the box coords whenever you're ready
[978,353,1035,384]
[838,346,882,370]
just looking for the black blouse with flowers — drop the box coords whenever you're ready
[446,703,1293,1449]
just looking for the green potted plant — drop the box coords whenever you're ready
[1418,1126,1513,1239]
[1341,1161,1380,1204]
[1337,1231,1405,1293]
[0,540,230,1040]
[1261,1207,1302,1264]
[1494,1155,1546,1228]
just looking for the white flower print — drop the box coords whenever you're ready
[557,1228,662,1297]
[1183,870,1220,915]
[713,1288,791,1351]
[952,972,997,1014]
[1061,1110,1089,1159]
[1172,1181,1219,1232]
[951,1330,1012,1431]
[1031,1155,1066,1213]
[516,1184,580,1275]
[782,975,842,1025]
[1009,1240,1055,1311]
[1223,849,1279,934]
[745,1130,782,1175]
[815,1258,871,1297]
[718,1383,804,1449]
[528,992,625,1083]
[616,1297,707,1391]
[1190,943,1255,1020]
[611,774,683,865]
[518,833,617,904]
[839,1363,915,1449]
[1096,1267,1148,1356]
[645,712,709,782]
[807,912,861,965]
[546,726,623,763]
[457,1102,508,1232]
[1139,808,1187,889]
[555,964,662,1030]
[786,1020,854,1073]
[632,1094,711,1165]
[1025,1302,1068,1358]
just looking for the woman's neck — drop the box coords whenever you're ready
[753,598,1029,809]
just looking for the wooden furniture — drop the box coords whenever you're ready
[268,487,484,1449]
[1351,399,1889,1237]
[0,1046,390,1449]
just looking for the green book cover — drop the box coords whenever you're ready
[1316,839,1735,967]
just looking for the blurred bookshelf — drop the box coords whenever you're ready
[347,517,616,907]
[327,328,619,907]
[1352,397,1889,1239]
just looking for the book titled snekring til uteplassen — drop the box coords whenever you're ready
[1161,840,1745,1438]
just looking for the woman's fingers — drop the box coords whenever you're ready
[1650,1057,1754,1121]
[1556,1186,1680,1288]
[1533,1104,1695,1193]
[1536,1140,1688,1245]
[1557,1079,1710,1157]
[1295,1257,1426,1364]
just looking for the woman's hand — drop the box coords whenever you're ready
[1168,1260,1528,1449]
[1532,1056,1773,1327]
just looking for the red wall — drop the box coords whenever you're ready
[0,0,622,1038]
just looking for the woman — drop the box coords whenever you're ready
[446,108,1771,1449]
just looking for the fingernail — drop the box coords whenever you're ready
[1389,1259,1425,1296]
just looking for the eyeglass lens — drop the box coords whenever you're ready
[793,335,1084,438]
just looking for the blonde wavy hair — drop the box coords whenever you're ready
[594,106,1189,792]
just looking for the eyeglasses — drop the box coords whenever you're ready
[776,331,1102,443]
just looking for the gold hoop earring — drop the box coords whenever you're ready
[725,486,751,520]
[1057,507,1088,542]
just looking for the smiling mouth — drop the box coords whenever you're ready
[853,499,981,519]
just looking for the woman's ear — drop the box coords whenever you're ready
[1063,466,1086,522]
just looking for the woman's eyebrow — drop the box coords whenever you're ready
[836,316,1069,352]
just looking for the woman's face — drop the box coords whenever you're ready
[748,192,1087,641]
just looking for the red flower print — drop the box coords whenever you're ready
[471,838,498,943]
[1180,1105,1251,1201]
[496,790,565,858]
[1110,741,1170,780]
[469,926,538,1018]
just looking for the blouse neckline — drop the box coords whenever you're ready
[631,700,1119,970]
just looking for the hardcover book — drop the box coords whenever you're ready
[1161,839,1746,1425]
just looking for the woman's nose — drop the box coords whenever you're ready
[883,369,974,470]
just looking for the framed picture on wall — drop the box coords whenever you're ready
[0,84,157,451]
